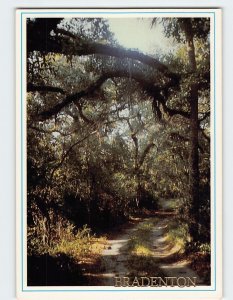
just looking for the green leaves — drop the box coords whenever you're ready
[27,17,210,257]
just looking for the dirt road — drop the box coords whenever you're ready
[91,216,203,286]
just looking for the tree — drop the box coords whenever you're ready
[150,18,210,242]
[26,17,210,248]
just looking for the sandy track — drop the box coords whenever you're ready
[95,217,203,286]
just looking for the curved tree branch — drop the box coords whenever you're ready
[37,69,166,120]
[27,83,65,94]
[139,142,156,168]
[27,19,180,82]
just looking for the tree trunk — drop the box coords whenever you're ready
[189,83,200,242]
[182,20,200,242]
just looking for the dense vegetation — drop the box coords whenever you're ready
[26,17,211,285]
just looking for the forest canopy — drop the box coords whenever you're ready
[26,17,211,285]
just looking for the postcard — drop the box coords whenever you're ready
[16,8,222,300]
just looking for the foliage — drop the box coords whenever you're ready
[28,221,107,264]
[26,17,211,285]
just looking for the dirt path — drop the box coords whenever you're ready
[98,224,138,285]
[97,216,203,286]
[151,218,204,285]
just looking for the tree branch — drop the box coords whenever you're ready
[37,69,166,121]
[27,20,180,82]
[27,83,65,94]
[161,101,190,119]
[139,142,156,168]
[50,130,97,179]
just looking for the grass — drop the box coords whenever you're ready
[28,223,108,264]
[166,218,187,252]
[50,225,108,264]
[127,220,154,256]
[27,223,108,286]
[126,218,164,277]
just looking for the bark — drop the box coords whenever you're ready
[189,84,200,242]
[27,19,180,83]
[181,20,200,242]
[27,83,65,94]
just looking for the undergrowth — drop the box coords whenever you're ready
[28,222,107,263]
